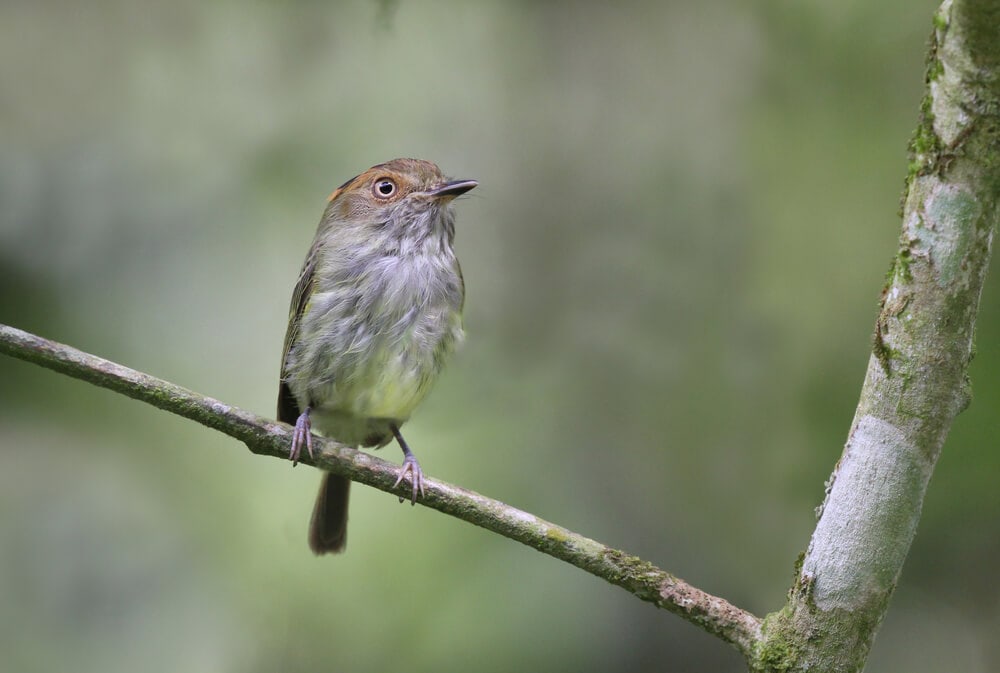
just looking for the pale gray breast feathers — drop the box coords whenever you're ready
[284,238,464,425]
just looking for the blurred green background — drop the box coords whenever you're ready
[2,1,997,671]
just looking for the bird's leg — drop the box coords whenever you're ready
[290,406,314,466]
[390,424,425,505]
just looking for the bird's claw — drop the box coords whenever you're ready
[289,410,314,466]
[393,454,425,505]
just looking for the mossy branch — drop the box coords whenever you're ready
[0,323,762,657]
[3,4,997,670]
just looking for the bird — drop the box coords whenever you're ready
[277,158,476,554]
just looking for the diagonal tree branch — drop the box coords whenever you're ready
[4,6,996,671]
[0,323,762,657]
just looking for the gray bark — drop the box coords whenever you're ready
[751,1,1000,670]
[0,2,996,671]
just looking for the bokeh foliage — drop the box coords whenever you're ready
[1,2,996,671]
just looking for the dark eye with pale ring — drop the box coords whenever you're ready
[372,178,397,199]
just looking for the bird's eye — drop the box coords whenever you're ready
[372,178,397,199]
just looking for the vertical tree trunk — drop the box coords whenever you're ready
[751,1,1000,670]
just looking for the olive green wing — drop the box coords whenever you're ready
[277,243,318,424]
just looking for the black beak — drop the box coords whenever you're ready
[428,179,478,198]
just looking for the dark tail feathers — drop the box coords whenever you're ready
[308,472,351,554]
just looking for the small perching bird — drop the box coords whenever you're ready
[278,158,477,554]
